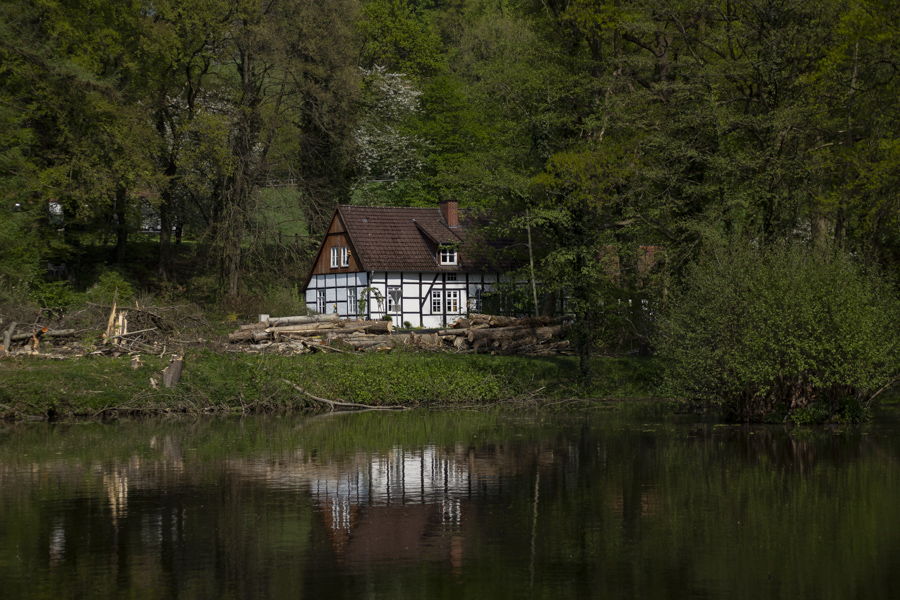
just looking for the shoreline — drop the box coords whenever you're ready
[0,350,664,422]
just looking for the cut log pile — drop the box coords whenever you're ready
[226,313,571,356]
[420,313,571,355]
[227,313,397,354]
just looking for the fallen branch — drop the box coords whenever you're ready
[107,328,156,340]
[865,376,900,407]
[309,343,353,354]
[279,378,407,411]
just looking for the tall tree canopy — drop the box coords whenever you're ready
[3,0,900,313]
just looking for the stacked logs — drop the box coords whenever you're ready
[227,313,571,355]
[228,314,395,352]
[425,313,570,355]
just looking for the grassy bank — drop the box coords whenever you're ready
[0,350,664,420]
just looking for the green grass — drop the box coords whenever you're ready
[0,350,664,420]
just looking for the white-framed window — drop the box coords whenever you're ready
[440,246,457,265]
[341,246,350,267]
[387,287,402,314]
[348,287,357,315]
[316,289,327,313]
[446,272,457,281]
[432,290,442,313]
[330,247,339,268]
[446,290,459,313]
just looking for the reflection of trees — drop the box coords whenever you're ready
[1,418,900,599]
[102,465,128,521]
[685,424,876,475]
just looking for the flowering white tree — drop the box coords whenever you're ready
[352,66,427,201]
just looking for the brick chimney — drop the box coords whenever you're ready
[440,200,458,228]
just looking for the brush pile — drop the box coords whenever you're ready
[226,313,571,356]
[0,302,210,358]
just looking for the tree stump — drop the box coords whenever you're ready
[163,355,183,388]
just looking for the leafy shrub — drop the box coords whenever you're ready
[85,269,137,305]
[265,283,305,317]
[0,275,32,306]
[0,206,42,299]
[655,242,900,422]
[29,280,82,308]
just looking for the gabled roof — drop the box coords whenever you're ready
[336,205,475,272]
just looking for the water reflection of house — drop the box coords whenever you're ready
[0,437,574,573]
[310,446,469,564]
[304,443,573,566]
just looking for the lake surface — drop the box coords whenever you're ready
[2,405,900,599]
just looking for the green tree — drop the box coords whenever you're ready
[212,0,361,296]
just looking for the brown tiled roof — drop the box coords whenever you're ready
[338,205,479,272]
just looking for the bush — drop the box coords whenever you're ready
[265,283,305,317]
[0,206,43,297]
[655,242,900,422]
[29,280,82,309]
[84,269,137,305]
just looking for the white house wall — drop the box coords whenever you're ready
[305,272,369,317]
[305,271,498,328]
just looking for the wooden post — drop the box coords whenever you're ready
[527,210,539,317]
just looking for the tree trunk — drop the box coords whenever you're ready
[10,328,74,342]
[266,323,343,334]
[2,321,16,353]
[268,314,339,327]
[114,186,129,266]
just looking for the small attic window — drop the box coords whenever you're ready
[439,245,457,266]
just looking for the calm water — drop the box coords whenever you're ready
[2,406,900,599]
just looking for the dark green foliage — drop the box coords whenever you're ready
[656,241,900,422]
[0,207,42,304]
[29,281,81,310]
[83,269,138,305]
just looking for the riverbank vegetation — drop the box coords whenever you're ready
[656,242,900,423]
[0,351,662,421]
[3,0,900,422]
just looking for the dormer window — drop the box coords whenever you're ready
[440,245,457,265]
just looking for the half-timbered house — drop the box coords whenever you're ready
[302,201,499,328]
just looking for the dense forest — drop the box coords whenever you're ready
[2,0,900,416]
